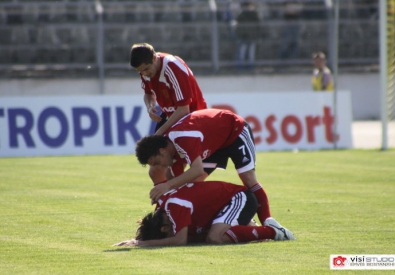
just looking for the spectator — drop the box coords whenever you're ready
[278,0,303,59]
[222,0,240,41]
[234,1,260,70]
[311,52,334,92]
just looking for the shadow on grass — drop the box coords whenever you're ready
[103,248,133,252]
[103,242,252,252]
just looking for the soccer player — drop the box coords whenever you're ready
[135,108,274,226]
[130,43,207,183]
[114,180,295,247]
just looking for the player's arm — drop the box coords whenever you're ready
[113,226,188,247]
[149,156,206,203]
[154,104,190,136]
[144,93,161,123]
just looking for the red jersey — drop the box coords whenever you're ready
[140,53,207,118]
[164,109,244,173]
[157,181,247,238]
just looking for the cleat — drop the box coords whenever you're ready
[264,217,296,241]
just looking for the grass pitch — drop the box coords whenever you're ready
[0,149,394,275]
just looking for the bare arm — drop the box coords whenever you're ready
[114,227,188,247]
[155,105,190,136]
[144,93,161,123]
[149,156,206,203]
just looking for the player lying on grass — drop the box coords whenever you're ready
[135,108,273,227]
[114,180,295,247]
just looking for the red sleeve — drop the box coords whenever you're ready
[140,75,151,94]
[166,203,192,234]
[170,160,185,177]
[173,137,202,165]
[164,63,194,107]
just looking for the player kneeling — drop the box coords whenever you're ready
[114,181,295,247]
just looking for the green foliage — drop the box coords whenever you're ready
[0,150,394,275]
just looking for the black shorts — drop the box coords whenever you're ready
[154,113,168,132]
[202,122,256,175]
[212,190,257,226]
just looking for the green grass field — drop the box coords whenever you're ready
[0,149,394,275]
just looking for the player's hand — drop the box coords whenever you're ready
[148,105,162,123]
[149,182,170,204]
[113,239,139,247]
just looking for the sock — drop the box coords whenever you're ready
[250,183,271,225]
[225,226,276,243]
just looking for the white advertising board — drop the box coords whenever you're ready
[207,91,353,151]
[0,92,352,157]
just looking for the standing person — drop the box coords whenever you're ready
[234,1,261,70]
[278,0,303,59]
[311,51,334,91]
[130,43,207,183]
[135,108,275,227]
[114,180,295,247]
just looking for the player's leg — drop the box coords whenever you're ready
[206,223,232,244]
[225,223,296,243]
[239,170,271,225]
[206,190,256,244]
[200,151,228,178]
[228,123,272,225]
[206,190,295,243]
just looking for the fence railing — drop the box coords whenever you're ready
[0,0,379,78]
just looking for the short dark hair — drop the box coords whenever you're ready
[130,43,155,68]
[135,135,168,165]
[312,51,326,60]
[135,208,167,241]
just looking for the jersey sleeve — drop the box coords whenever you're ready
[170,160,185,177]
[165,201,192,235]
[164,62,194,107]
[140,75,151,94]
[173,137,202,165]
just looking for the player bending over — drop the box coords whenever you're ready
[130,43,207,184]
[136,108,274,227]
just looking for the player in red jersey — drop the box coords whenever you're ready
[130,43,207,184]
[130,43,207,136]
[135,108,279,227]
[114,181,295,247]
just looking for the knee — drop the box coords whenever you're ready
[206,234,225,245]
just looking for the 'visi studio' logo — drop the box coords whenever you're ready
[332,256,347,267]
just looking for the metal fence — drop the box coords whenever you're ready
[0,0,379,78]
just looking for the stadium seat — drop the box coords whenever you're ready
[11,26,31,44]
[36,26,60,45]
[14,47,35,64]
[0,28,12,44]
[71,47,95,63]
[0,47,14,64]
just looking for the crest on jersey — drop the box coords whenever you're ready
[202,149,211,159]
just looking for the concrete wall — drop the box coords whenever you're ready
[0,72,380,120]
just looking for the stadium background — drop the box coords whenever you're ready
[0,0,379,74]
[0,0,391,122]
